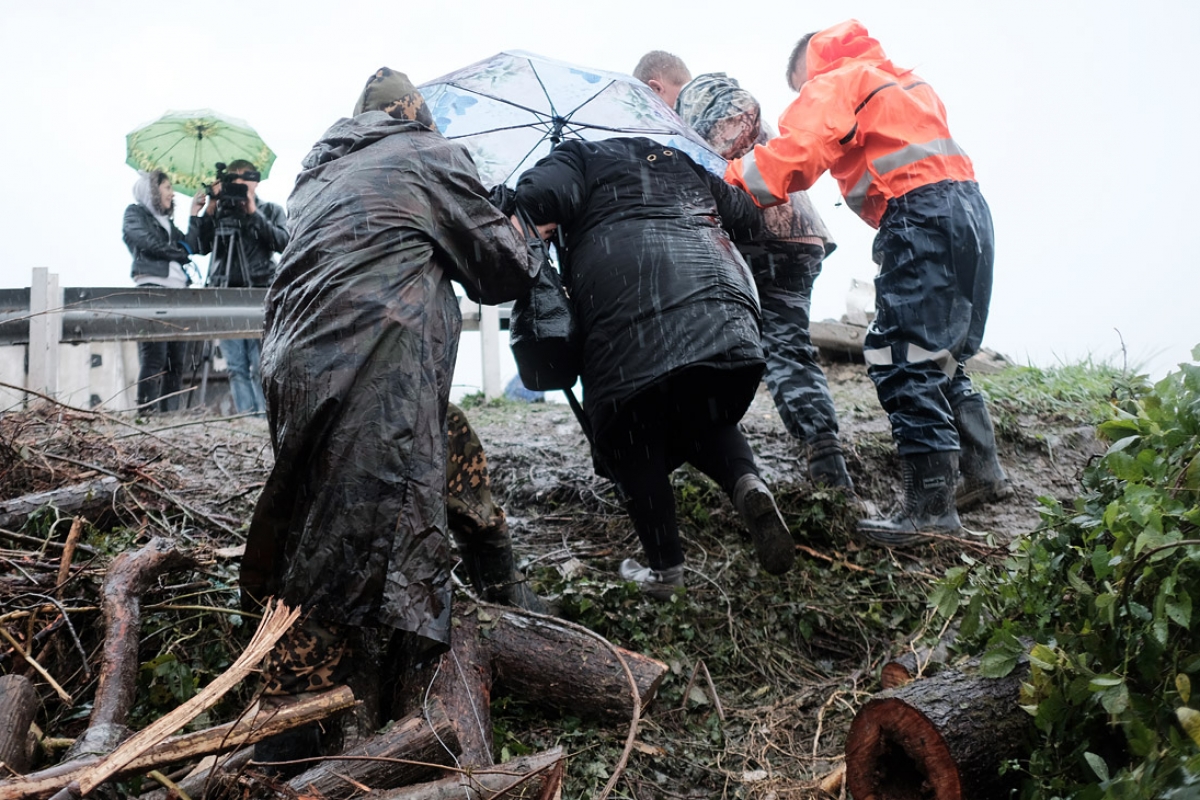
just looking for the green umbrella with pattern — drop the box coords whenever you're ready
[125,109,276,196]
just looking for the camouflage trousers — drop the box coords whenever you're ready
[743,242,841,444]
[260,402,500,695]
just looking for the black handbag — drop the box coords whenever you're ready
[508,208,581,392]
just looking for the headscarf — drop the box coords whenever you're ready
[674,73,762,161]
[353,67,435,130]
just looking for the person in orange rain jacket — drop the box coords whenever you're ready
[725,20,1012,548]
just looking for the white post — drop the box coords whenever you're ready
[480,304,502,400]
[28,267,61,400]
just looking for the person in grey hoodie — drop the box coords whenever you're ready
[122,170,199,412]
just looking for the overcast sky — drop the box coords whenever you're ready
[1,0,1195,381]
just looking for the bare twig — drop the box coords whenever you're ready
[0,626,72,703]
[55,517,83,595]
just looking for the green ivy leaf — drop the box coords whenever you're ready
[1165,590,1193,628]
[1088,674,1124,689]
[1083,751,1110,782]
[980,643,1023,678]
[1029,643,1058,671]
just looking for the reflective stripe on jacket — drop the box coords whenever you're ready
[724,19,976,228]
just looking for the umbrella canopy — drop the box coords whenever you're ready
[125,109,276,195]
[419,51,726,187]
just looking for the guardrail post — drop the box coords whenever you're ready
[480,304,501,399]
[28,267,61,399]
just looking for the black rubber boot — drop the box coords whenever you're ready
[731,474,796,575]
[857,451,963,547]
[952,392,1014,511]
[456,522,549,614]
[806,433,855,491]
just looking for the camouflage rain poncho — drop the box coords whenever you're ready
[240,109,537,654]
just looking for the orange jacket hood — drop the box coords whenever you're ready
[804,20,904,82]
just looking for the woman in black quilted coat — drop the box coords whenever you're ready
[515,136,797,597]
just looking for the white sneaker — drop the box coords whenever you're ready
[619,558,684,600]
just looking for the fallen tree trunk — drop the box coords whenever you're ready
[393,612,495,768]
[285,698,461,799]
[0,675,37,775]
[0,478,119,534]
[0,687,355,799]
[845,663,1030,800]
[65,537,197,759]
[481,605,667,722]
[375,746,565,800]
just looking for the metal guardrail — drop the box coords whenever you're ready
[0,286,269,344]
[0,287,512,346]
[3,269,513,402]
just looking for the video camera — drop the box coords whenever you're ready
[206,162,261,214]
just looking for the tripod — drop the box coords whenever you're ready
[189,211,253,409]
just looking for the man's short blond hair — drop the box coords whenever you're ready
[632,51,691,86]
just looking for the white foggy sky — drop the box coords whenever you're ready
[0,0,1195,379]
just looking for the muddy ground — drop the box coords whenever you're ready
[0,354,1106,798]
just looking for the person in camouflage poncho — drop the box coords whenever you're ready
[240,69,539,722]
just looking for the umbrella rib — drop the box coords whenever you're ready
[501,129,559,184]
[526,57,560,120]
[441,83,555,121]
[555,78,620,124]
[446,121,559,139]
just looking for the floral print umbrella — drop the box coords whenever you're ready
[420,51,726,188]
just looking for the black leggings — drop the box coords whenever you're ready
[596,366,761,570]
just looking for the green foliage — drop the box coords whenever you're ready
[938,346,1200,798]
[972,360,1139,438]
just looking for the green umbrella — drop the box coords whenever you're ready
[125,109,276,195]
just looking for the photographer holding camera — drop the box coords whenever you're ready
[191,159,289,415]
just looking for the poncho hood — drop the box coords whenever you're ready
[805,19,906,80]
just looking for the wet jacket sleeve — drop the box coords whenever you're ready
[698,166,764,242]
[725,76,857,207]
[249,202,290,253]
[512,144,587,228]
[122,206,190,262]
[428,149,539,305]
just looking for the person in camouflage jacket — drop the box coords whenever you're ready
[671,69,855,491]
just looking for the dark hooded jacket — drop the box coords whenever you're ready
[514,136,765,435]
[123,171,198,283]
[239,110,537,653]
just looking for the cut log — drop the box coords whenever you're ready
[374,747,565,799]
[0,686,354,800]
[65,537,197,759]
[393,612,494,768]
[880,652,923,690]
[0,477,119,534]
[0,675,37,775]
[845,664,1030,800]
[285,697,461,799]
[481,605,667,722]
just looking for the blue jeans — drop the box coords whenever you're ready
[222,338,266,414]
